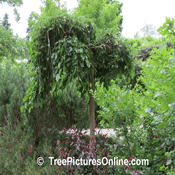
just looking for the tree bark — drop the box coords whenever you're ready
[89,56,96,159]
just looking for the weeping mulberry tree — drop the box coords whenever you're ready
[21,0,134,154]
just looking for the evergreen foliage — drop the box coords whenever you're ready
[0,59,31,128]
[1,13,11,30]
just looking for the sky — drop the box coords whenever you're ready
[0,0,175,40]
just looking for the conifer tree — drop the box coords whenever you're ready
[2,13,11,30]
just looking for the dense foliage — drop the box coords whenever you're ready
[72,0,123,38]
[0,23,29,64]
[0,59,31,127]
[94,17,175,174]
[21,0,134,110]
[124,35,167,56]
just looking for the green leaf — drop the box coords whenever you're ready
[79,48,83,53]
[22,95,28,102]
[159,165,167,171]
[80,62,84,67]
[59,68,62,75]
[55,53,58,60]
[160,101,168,111]
[56,74,60,81]
[69,47,73,52]
[20,105,24,113]
[86,60,91,68]
[60,47,63,55]
[166,159,172,165]
[171,36,175,43]
[145,108,151,113]
[51,53,55,59]
[166,34,172,39]
[165,152,171,157]
[157,122,165,129]
[58,62,61,69]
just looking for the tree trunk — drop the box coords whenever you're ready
[89,57,96,159]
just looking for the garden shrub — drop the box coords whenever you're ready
[94,17,175,175]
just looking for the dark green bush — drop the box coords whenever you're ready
[0,59,90,174]
[0,59,31,129]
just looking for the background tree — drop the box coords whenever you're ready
[105,0,123,35]
[0,24,28,64]
[2,13,11,30]
[138,22,162,38]
[0,25,17,63]
[140,23,157,37]
[41,0,61,9]
[0,0,23,22]
[73,0,123,38]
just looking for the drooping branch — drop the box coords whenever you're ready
[133,42,175,61]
